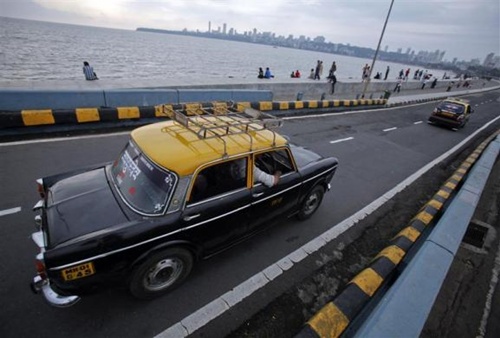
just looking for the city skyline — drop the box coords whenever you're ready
[1,0,498,62]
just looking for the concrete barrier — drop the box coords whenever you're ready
[0,89,107,110]
[104,89,178,107]
[295,131,500,338]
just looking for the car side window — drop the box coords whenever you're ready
[254,149,294,176]
[189,158,248,203]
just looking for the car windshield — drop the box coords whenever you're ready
[438,102,465,114]
[111,141,177,215]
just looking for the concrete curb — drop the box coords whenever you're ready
[295,130,500,338]
[0,99,387,129]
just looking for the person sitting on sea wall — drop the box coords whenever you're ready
[264,67,274,79]
[308,68,315,79]
[258,67,264,79]
[295,70,300,78]
[83,61,98,81]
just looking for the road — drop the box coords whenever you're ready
[0,90,499,337]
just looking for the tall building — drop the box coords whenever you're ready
[223,23,227,35]
[208,21,211,33]
[483,53,496,67]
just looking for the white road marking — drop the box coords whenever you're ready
[414,121,423,125]
[0,207,21,217]
[383,127,398,132]
[477,235,500,337]
[156,115,500,338]
[330,137,354,144]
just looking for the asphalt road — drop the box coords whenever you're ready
[0,90,499,337]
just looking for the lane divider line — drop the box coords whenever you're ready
[383,127,398,132]
[330,137,354,144]
[0,207,21,217]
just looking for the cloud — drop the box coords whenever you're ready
[1,0,498,61]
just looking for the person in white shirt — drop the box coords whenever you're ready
[254,165,280,187]
[83,61,98,81]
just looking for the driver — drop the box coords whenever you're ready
[232,157,280,188]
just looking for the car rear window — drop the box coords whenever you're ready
[438,102,465,114]
[111,141,177,215]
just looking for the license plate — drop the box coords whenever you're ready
[440,112,455,117]
[61,262,96,281]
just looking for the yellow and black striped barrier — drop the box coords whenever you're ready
[296,131,500,338]
[0,99,387,129]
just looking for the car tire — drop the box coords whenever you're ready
[297,185,325,220]
[129,247,194,300]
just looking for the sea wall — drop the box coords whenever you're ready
[0,79,468,111]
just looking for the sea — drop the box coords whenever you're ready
[0,17,450,83]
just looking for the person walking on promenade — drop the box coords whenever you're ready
[393,78,402,93]
[414,69,419,80]
[329,74,337,94]
[431,77,438,89]
[314,60,323,80]
[384,66,390,80]
[398,69,404,79]
[83,61,98,80]
[405,68,410,81]
[328,61,337,78]
[362,63,370,81]
[421,76,428,89]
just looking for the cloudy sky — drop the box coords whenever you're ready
[1,0,499,62]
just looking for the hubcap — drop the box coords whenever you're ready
[143,258,183,291]
[304,192,319,215]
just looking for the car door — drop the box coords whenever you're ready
[180,157,252,255]
[249,148,301,230]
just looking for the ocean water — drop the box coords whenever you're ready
[0,17,448,83]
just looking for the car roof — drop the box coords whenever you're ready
[131,117,288,176]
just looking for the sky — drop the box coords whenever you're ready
[1,0,499,62]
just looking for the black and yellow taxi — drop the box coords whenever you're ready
[30,105,339,306]
[428,97,473,129]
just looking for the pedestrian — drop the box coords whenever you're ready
[82,61,98,80]
[431,77,438,89]
[384,66,390,80]
[329,74,337,94]
[328,61,337,80]
[399,69,404,79]
[314,60,322,80]
[446,82,454,92]
[414,69,419,80]
[258,67,264,79]
[264,67,274,79]
[308,68,315,79]
[362,63,370,81]
[393,78,402,93]
[295,70,301,78]
[421,77,427,89]
[405,68,410,81]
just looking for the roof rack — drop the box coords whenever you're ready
[161,102,284,157]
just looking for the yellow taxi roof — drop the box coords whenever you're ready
[131,117,288,176]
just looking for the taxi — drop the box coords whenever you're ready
[30,105,339,306]
[428,98,473,129]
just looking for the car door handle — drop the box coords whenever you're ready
[183,214,200,221]
[253,192,264,197]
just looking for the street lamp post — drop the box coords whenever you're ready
[361,0,395,98]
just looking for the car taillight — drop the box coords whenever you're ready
[36,178,45,198]
[35,253,47,279]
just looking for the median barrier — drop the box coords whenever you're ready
[295,130,500,338]
[0,99,388,130]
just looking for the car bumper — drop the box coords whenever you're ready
[31,275,80,307]
[428,116,463,128]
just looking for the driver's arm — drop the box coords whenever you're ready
[254,166,280,187]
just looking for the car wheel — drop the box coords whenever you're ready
[297,185,325,220]
[129,247,194,300]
